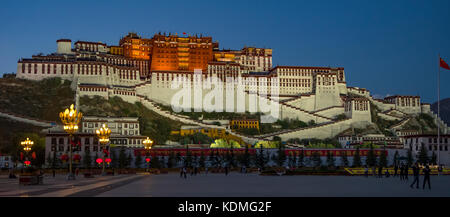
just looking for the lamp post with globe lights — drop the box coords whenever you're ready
[96,124,111,175]
[20,138,34,167]
[59,104,82,180]
[143,137,153,172]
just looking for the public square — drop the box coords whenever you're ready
[0,173,449,197]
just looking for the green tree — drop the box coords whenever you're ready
[167,151,176,168]
[240,145,251,167]
[110,150,118,168]
[83,146,92,169]
[94,152,99,168]
[326,151,335,168]
[118,146,127,168]
[393,150,400,167]
[366,144,377,167]
[276,143,286,167]
[341,151,349,167]
[378,147,387,167]
[430,151,437,165]
[150,156,161,169]
[135,153,143,168]
[406,148,414,167]
[298,150,304,167]
[199,152,206,168]
[417,143,429,165]
[312,151,322,168]
[256,146,266,170]
[185,146,192,167]
[126,153,132,168]
[352,147,362,167]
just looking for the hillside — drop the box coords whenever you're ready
[431,98,450,125]
[79,95,184,145]
[0,117,46,165]
[0,77,75,122]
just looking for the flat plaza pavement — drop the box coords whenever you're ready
[0,173,449,197]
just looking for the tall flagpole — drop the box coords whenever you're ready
[437,54,440,166]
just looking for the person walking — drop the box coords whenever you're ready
[364,165,369,178]
[183,167,187,179]
[385,169,390,178]
[394,164,398,177]
[52,169,56,178]
[378,165,383,178]
[180,167,183,178]
[404,164,409,181]
[422,165,431,190]
[410,162,420,189]
[438,165,443,176]
[225,166,229,176]
[399,164,404,180]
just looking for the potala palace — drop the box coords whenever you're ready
[15,32,449,145]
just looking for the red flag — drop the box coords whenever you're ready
[440,58,450,70]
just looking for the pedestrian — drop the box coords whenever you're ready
[438,165,443,176]
[183,167,187,179]
[180,167,183,178]
[52,169,56,178]
[394,164,398,177]
[364,165,369,178]
[243,165,247,174]
[75,168,79,176]
[399,164,404,180]
[422,165,431,190]
[405,164,409,181]
[385,169,390,178]
[225,166,229,176]
[378,165,383,178]
[410,162,420,189]
[372,166,376,177]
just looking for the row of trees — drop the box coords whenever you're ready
[45,142,438,170]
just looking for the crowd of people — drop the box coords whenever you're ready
[363,162,443,190]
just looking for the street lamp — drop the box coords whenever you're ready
[21,138,33,153]
[96,124,111,175]
[143,137,153,172]
[59,104,82,180]
[21,138,33,167]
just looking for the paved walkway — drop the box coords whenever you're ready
[97,173,450,197]
[1,173,449,197]
[0,174,143,197]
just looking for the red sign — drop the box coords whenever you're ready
[284,149,388,157]
[133,148,257,157]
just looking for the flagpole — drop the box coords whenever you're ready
[437,54,440,166]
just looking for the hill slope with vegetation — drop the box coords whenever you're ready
[79,95,184,145]
[0,77,75,122]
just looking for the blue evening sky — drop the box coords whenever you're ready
[0,0,449,103]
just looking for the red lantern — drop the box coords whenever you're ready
[60,154,69,162]
[105,158,111,165]
[20,152,24,161]
[73,154,81,163]
[145,157,150,163]
[24,160,31,166]
[31,152,36,160]
[96,158,103,165]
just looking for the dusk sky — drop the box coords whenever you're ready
[1,0,449,103]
